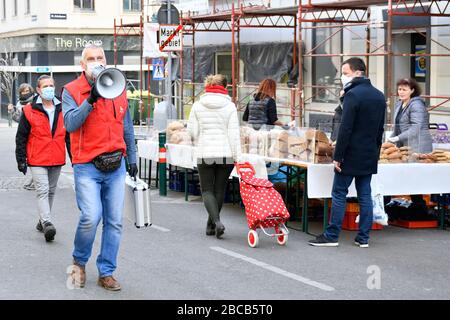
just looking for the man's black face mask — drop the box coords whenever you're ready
[20,92,33,101]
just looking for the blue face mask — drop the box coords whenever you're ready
[41,87,55,101]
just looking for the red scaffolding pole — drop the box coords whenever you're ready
[113,0,150,125]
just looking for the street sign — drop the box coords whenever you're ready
[152,58,165,80]
[157,4,180,25]
[50,13,67,20]
[36,67,51,73]
[159,25,182,52]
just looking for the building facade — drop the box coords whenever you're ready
[0,0,143,115]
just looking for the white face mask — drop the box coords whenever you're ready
[341,74,353,87]
[86,62,104,78]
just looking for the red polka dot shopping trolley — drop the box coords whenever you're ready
[235,162,290,248]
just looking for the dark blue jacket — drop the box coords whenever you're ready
[333,78,386,176]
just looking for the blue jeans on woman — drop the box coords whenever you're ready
[324,173,373,244]
[72,159,126,277]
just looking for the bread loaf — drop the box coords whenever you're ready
[387,152,402,160]
[316,142,334,156]
[382,142,396,149]
[315,130,330,144]
[315,155,333,164]
[167,121,185,137]
[385,146,399,155]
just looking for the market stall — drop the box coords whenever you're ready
[238,123,450,232]
[136,122,450,232]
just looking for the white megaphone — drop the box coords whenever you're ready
[91,65,126,99]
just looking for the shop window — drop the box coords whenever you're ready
[214,52,244,89]
[74,0,95,11]
[312,23,342,103]
[123,0,141,12]
[24,52,31,66]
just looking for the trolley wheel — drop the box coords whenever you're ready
[277,228,288,246]
[248,230,259,248]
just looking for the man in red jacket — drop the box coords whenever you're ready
[15,75,71,242]
[62,44,137,291]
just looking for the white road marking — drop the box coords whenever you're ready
[151,199,203,205]
[60,172,75,191]
[61,173,171,232]
[151,225,171,232]
[210,246,335,292]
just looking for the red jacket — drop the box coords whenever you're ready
[22,103,67,166]
[64,73,128,164]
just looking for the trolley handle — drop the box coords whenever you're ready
[431,123,449,131]
[235,162,256,176]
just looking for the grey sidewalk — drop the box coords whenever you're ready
[1,127,450,300]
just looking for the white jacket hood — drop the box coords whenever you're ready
[199,92,231,109]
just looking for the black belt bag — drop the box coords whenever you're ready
[92,150,123,172]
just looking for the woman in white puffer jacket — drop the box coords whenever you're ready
[188,74,241,239]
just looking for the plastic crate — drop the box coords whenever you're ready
[188,183,201,196]
[390,219,438,229]
[346,202,360,213]
[341,211,383,231]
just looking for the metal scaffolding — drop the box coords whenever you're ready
[180,0,450,125]
[387,0,450,117]
[114,0,450,125]
[113,14,148,124]
[297,0,388,125]
[181,0,299,121]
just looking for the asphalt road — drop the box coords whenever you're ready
[1,125,450,300]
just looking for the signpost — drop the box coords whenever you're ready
[156,1,181,197]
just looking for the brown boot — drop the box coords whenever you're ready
[98,276,121,291]
[70,262,86,288]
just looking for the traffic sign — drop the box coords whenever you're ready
[157,4,180,25]
[152,58,165,80]
[159,25,182,52]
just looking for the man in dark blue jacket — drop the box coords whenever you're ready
[309,58,386,248]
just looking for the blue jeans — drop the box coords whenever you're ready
[324,173,373,243]
[72,159,126,277]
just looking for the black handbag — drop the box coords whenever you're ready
[92,150,123,172]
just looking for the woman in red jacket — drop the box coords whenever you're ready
[15,75,70,242]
